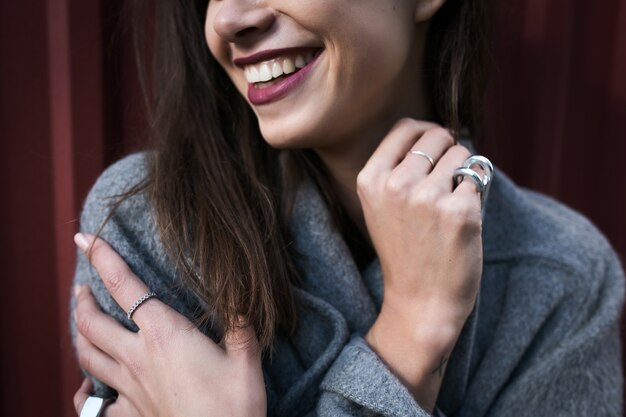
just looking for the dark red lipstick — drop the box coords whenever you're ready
[245,49,322,105]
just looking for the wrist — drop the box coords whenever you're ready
[365,299,466,411]
[366,300,462,359]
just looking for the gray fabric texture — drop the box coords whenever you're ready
[71,153,625,416]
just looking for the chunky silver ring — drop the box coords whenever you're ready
[453,155,494,215]
[453,167,485,194]
[463,155,494,208]
[127,291,157,320]
[463,155,493,186]
[407,150,435,169]
[80,396,114,417]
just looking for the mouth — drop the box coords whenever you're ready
[235,47,323,105]
[243,49,321,88]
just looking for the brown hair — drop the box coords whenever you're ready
[123,0,493,350]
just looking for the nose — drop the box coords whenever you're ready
[212,0,276,43]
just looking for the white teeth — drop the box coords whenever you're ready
[271,61,283,78]
[294,55,306,69]
[249,66,259,82]
[282,58,295,74]
[243,51,318,84]
[258,63,272,82]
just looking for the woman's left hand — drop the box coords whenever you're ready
[72,234,266,417]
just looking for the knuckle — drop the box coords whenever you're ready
[392,118,434,135]
[438,198,482,232]
[140,324,168,352]
[394,117,419,130]
[76,312,93,336]
[77,350,93,372]
[356,169,374,195]
[383,176,408,200]
[410,186,440,210]
[450,144,471,160]
[126,359,144,379]
[103,269,126,296]
[426,126,449,139]
[435,127,455,147]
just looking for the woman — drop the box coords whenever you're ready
[71,0,625,416]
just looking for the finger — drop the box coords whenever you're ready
[224,318,260,362]
[104,395,142,417]
[74,233,165,329]
[453,173,484,197]
[403,126,454,170]
[364,119,440,174]
[76,330,120,389]
[74,285,136,360]
[73,378,93,415]
[427,144,473,191]
[388,127,455,190]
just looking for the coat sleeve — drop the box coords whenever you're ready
[316,339,434,417]
[316,253,624,417]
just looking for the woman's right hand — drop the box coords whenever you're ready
[356,119,485,410]
[72,235,266,417]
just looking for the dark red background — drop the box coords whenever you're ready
[1,0,624,416]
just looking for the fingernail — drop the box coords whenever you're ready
[74,284,86,297]
[74,233,90,251]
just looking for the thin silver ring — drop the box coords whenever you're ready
[127,291,157,320]
[407,150,435,169]
[80,396,114,417]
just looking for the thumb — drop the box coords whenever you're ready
[223,316,260,360]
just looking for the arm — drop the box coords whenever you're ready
[318,118,624,416]
[338,120,482,412]
[315,260,623,417]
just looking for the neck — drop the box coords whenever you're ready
[311,27,432,237]
[313,101,432,238]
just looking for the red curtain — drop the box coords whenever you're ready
[1,0,624,416]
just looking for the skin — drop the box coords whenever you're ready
[74,0,485,414]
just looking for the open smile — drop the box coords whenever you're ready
[234,47,323,105]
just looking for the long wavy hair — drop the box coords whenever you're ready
[123,0,493,351]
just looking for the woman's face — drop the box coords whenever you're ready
[205,0,429,150]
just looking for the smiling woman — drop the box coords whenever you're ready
[70,0,624,416]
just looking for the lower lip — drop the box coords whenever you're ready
[247,52,321,105]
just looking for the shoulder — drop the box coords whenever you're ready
[482,170,624,310]
[80,152,151,234]
[484,170,619,269]
[77,153,205,321]
[79,151,166,287]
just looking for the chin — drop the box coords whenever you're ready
[258,128,314,150]
[256,114,326,150]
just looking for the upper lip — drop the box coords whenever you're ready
[233,46,322,67]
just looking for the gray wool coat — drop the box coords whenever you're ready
[72,153,625,416]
